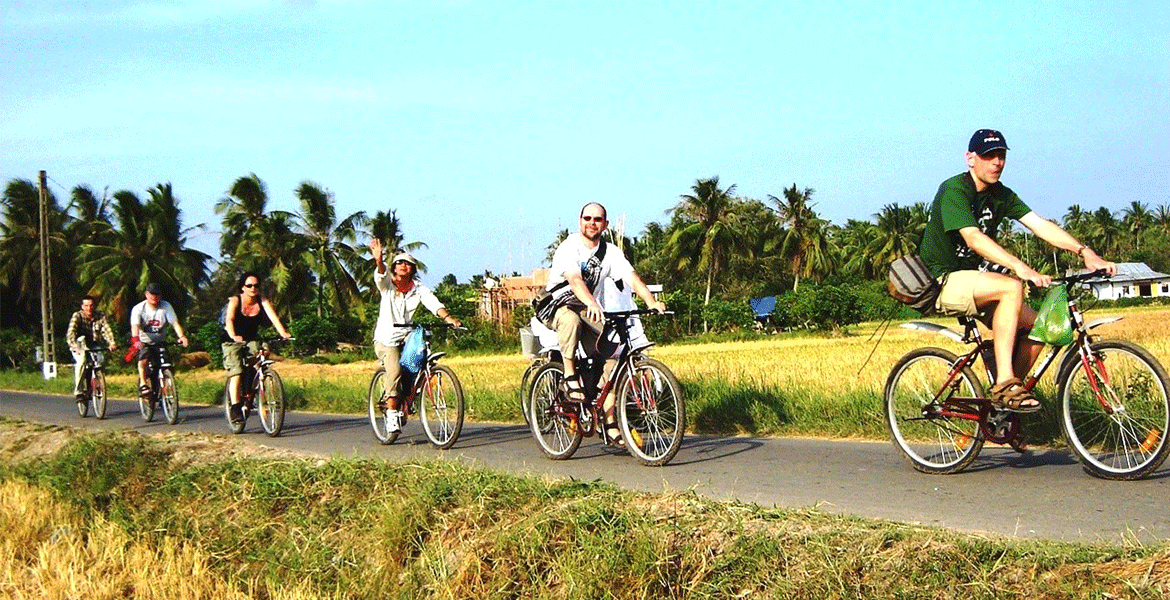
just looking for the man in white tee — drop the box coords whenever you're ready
[544,202,665,404]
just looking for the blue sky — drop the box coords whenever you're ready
[3,0,1167,284]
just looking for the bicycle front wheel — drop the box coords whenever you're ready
[617,358,685,466]
[884,347,985,474]
[223,384,246,434]
[139,384,155,422]
[420,364,465,449]
[367,369,399,445]
[528,362,581,460]
[258,370,286,437]
[1058,340,1170,480]
[91,370,107,420]
[159,369,180,425]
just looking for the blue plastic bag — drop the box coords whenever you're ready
[399,327,427,373]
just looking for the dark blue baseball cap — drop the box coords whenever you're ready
[968,129,1009,155]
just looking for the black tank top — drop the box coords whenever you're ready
[221,295,271,342]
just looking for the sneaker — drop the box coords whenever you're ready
[386,410,403,433]
[229,403,245,424]
[74,393,86,404]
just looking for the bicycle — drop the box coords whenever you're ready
[76,344,110,420]
[138,341,180,425]
[221,338,291,437]
[884,270,1170,480]
[526,310,685,467]
[367,324,466,448]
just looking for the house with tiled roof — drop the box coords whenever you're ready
[1074,263,1170,300]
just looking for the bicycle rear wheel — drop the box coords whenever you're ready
[159,369,180,425]
[91,370,107,420]
[528,362,581,460]
[1058,339,1170,480]
[258,370,286,437]
[518,360,543,425]
[420,364,465,449]
[884,347,985,474]
[367,369,400,445]
[617,358,685,466]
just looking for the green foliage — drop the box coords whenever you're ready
[289,314,339,356]
[192,321,225,371]
[772,284,865,331]
[0,327,38,370]
[699,297,755,332]
[510,303,534,330]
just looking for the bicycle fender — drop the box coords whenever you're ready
[1084,316,1123,331]
[899,321,965,343]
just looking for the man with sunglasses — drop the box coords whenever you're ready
[369,237,461,433]
[543,202,665,441]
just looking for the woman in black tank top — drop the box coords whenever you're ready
[222,272,293,423]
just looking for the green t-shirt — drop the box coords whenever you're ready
[919,172,1031,277]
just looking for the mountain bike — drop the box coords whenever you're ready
[367,324,466,449]
[884,270,1170,480]
[527,310,685,467]
[138,341,180,425]
[222,338,291,436]
[76,345,110,420]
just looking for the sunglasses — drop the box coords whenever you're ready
[242,283,259,288]
[393,260,413,266]
[581,215,606,223]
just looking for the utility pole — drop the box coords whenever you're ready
[38,170,57,379]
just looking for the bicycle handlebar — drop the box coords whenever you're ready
[604,309,674,319]
[1052,269,1110,286]
[392,323,467,331]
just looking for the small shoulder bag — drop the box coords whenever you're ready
[887,255,941,315]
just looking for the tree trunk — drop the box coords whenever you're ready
[702,268,713,333]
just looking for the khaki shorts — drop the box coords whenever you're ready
[934,271,993,326]
[222,341,261,376]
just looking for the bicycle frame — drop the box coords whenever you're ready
[899,272,1119,441]
[549,312,656,439]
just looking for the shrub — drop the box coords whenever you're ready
[289,314,339,356]
[0,328,38,370]
[700,297,755,332]
[192,321,225,370]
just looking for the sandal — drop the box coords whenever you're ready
[562,375,587,403]
[603,417,624,447]
[989,378,1041,413]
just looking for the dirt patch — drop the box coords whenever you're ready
[0,418,318,467]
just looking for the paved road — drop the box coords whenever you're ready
[3,389,1167,544]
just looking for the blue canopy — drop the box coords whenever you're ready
[748,296,776,321]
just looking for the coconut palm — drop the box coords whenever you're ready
[1121,201,1152,253]
[0,179,73,329]
[215,174,310,310]
[1086,207,1122,258]
[868,203,927,269]
[76,185,212,324]
[293,181,369,318]
[665,177,747,331]
[769,184,824,291]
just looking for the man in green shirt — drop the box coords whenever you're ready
[919,129,1115,411]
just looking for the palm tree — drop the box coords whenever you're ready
[544,228,570,265]
[1155,204,1170,240]
[0,179,72,329]
[215,174,309,310]
[67,185,115,249]
[1121,201,1152,253]
[1086,207,1121,259]
[837,219,880,279]
[768,184,822,291]
[868,203,927,269]
[293,181,369,318]
[76,185,212,324]
[664,177,746,331]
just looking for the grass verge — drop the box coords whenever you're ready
[1,419,1168,599]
